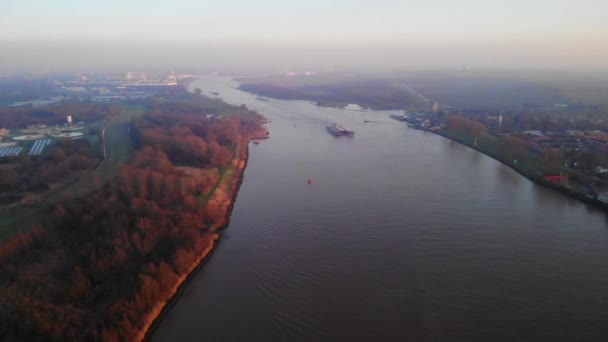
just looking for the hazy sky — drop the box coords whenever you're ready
[1,0,608,71]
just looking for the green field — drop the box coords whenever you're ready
[436,129,562,179]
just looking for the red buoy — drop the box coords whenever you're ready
[307,179,312,185]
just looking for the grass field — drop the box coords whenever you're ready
[436,129,553,178]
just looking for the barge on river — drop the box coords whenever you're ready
[327,123,354,137]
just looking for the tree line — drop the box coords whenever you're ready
[0,97,261,340]
[0,103,123,128]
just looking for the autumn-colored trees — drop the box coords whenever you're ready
[0,96,261,341]
[134,111,240,168]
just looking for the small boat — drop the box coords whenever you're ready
[211,92,220,95]
[256,97,270,102]
[253,141,260,145]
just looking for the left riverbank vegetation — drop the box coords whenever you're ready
[0,104,125,208]
[0,88,264,340]
[0,103,134,240]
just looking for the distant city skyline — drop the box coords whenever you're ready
[1,0,607,71]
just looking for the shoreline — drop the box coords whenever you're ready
[236,85,413,111]
[139,123,265,341]
[422,128,608,212]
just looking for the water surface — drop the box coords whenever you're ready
[153,75,608,341]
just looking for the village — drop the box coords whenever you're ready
[392,101,608,206]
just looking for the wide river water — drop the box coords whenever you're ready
[153,75,608,341]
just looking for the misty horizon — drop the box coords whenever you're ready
[1,39,608,74]
[1,0,608,73]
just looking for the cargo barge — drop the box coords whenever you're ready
[327,123,354,137]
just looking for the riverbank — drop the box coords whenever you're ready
[0,88,274,340]
[423,127,608,211]
[139,126,264,342]
[249,117,271,140]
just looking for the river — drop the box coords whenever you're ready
[152,75,608,341]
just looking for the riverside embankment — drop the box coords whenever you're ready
[425,127,608,210]
[140,124,267,341]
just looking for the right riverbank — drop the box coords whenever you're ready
[422,127,608,211]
